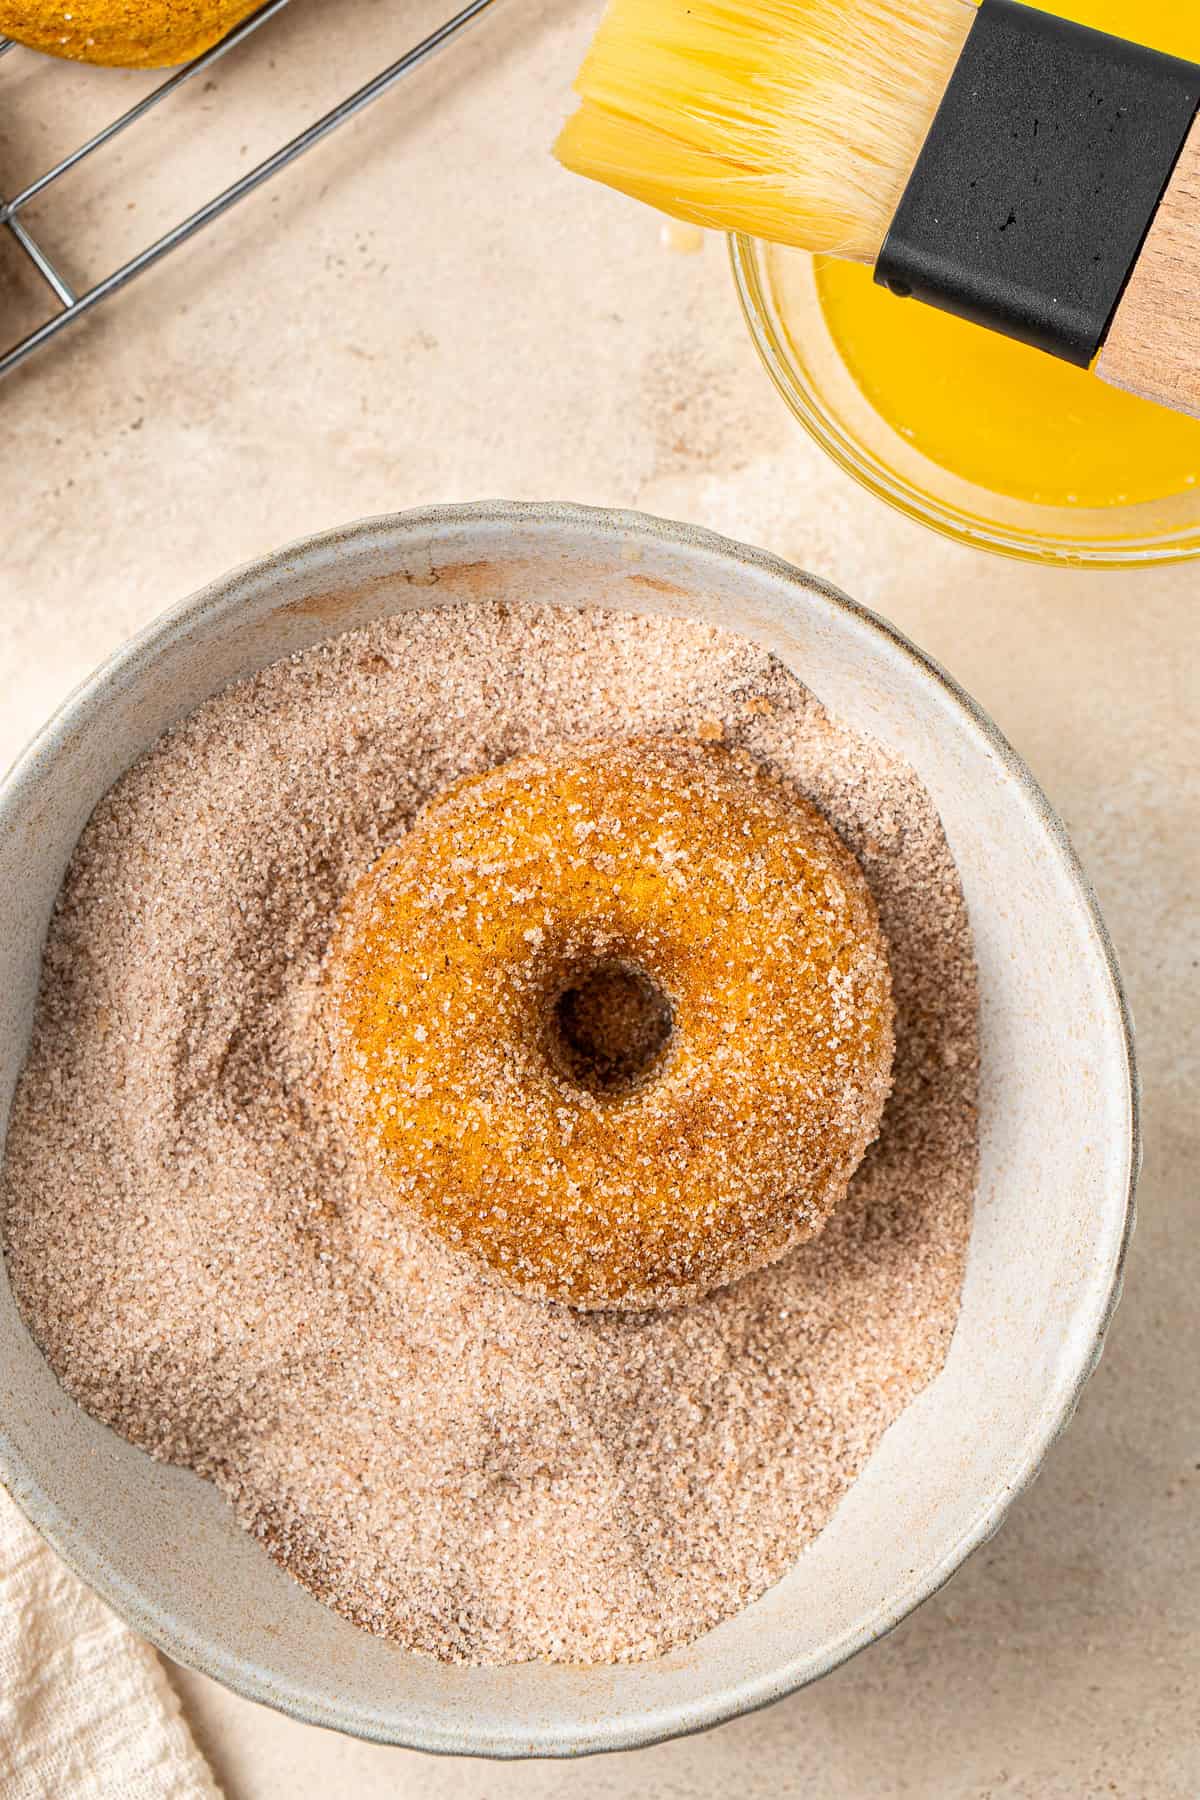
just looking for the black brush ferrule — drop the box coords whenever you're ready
[874,0,1200,365]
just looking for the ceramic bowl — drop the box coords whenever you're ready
[0,502,1137,1756]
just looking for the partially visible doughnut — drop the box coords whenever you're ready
[0,0,256,66]
[327,737,894,1310]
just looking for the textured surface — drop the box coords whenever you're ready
[0,0,1194,1792]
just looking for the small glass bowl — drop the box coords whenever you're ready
[730,234,1200,568]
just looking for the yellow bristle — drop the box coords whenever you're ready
[555,0,973,261]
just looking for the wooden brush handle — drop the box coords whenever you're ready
[1098,114,1200,419]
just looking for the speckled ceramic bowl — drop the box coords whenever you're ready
[0,503,1137,1757]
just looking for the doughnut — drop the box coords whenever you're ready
[326,737,894,1311]
[0,0,256,66]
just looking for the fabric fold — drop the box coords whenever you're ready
[0,1485,221,1800]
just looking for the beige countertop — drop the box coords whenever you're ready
[1,1,1197,1794]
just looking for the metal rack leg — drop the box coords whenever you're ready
[0,0,499,380]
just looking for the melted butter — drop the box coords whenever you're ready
[814,0,1200,510]
[659,218,705,254]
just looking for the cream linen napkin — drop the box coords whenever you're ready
[0,1485,222,1800]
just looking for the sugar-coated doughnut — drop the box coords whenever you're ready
[0,0,256,66]
[327,737,894,1310]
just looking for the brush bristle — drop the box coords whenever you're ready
[555,0,973,261]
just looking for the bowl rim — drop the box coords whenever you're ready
[0,500,1140,1757]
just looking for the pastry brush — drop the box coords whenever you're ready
[555,0,1200,419]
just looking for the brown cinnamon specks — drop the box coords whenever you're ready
[0,602,977,1666]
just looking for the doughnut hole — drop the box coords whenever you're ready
[545,959,674,1096]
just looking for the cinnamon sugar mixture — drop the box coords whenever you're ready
[0,603,978,1665]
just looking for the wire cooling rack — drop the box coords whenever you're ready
[0,0,497,379]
